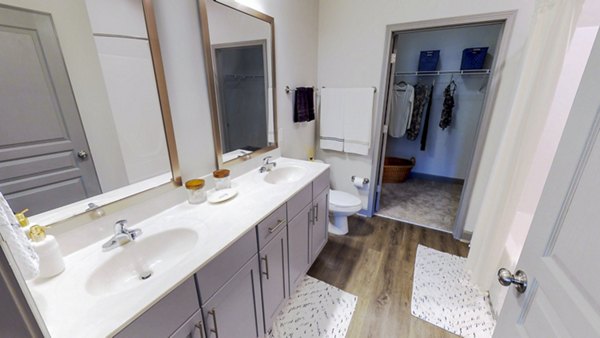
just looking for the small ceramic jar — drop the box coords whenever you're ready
[185,179,206,204]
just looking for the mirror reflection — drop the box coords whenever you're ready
[203,0,276,165]
[0,0,174,217]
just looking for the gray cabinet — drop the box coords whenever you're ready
[116,168,330,338]
[114,277,201,338]
[170,310,204,338]
[259,227,288,333]
[311,188,329,263]
[201,255,264,338]
[287,202,312,292]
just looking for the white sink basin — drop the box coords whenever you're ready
[85,228,197,296]
[263,165,307,184]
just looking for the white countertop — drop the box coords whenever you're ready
[26,158,329,338]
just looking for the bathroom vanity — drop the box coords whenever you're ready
[27,158,330,337]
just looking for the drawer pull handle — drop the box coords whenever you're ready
[208,309,219,338]
[262,255,270,279]
[268,219,285,233]
[195,320,206,338]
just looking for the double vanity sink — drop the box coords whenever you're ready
[27,158,329,337]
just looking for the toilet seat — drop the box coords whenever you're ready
[329,190,362,213]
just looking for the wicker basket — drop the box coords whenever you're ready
[382,157,415,183]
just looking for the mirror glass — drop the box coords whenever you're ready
[0,0,178,220]
[202,0,277,166]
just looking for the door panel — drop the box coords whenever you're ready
[495,28,600,337]
[202,255,264,338]
[311,188,329,262]
[259,227,288,334]
[0,7,101,214]
[288,203,312,293]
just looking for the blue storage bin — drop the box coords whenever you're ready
[418,50,440,72]
[461,47,489,70]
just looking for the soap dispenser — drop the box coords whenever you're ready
[28,225,65,278]
[14,209,32,236]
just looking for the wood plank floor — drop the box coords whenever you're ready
[307,215,470,338]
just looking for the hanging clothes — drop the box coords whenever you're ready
[439,81,456,130]
[420,83,434,151]
[406,83,430,141]
[388,82,414,138]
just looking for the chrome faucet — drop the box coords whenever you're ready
[259,156,277,173]
[102,219,142,251]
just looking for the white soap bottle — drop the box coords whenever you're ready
[28,225,65,278]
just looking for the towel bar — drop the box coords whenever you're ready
[285,85,317,94]
[321,86,377,93]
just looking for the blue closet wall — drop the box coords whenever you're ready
[386,23,503,180]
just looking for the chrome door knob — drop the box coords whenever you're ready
[77,150,88,160]
[498,268,528,293]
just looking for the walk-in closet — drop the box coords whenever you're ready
[376,22,504,234]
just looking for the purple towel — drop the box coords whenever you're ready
[294,87,315,123]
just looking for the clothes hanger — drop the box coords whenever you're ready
[449,80,457,96]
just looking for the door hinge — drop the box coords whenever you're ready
[390,53,396,64]
[383,124,389,134]
[376,185,382,193]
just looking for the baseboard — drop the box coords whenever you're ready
[460,230,473,243]
[409,172,465,185]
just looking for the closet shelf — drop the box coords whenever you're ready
[395,69,491,77]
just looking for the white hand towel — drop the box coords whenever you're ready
[0,193,39,280]
[342,88,375,155]
[319,88,345,151]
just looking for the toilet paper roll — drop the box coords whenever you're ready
[352,176,367,189]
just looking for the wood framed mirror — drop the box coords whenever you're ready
[0,0,180,223]
[198,0,277,168]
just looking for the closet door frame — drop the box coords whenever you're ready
[371,11,517,240]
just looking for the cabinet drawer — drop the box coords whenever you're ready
[196,229,257,303]
[256,204,287,249]
[115,277,199,338]
[287,184,312,221]
[313,169,330,197]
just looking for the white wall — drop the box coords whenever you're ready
[317,0,536,218]
[87,0,171,185]
[386,23,503,179]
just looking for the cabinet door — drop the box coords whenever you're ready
[115,277,200,338]
[170,310,204,338]
[259,227,288,334]
[202,255,264,338]
[311,188,329,263]
[287,202,312,293]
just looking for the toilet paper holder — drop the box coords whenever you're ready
[351,176,369,185]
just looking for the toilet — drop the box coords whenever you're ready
[328,189,362,235]
[313,159,363,235]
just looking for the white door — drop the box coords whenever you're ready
[493,31,600,337]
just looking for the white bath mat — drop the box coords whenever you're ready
[411,245,496,337]
[269,276,358,338]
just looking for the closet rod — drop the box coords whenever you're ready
[395,69,491,77]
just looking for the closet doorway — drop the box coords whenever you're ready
[374,18,509,238]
